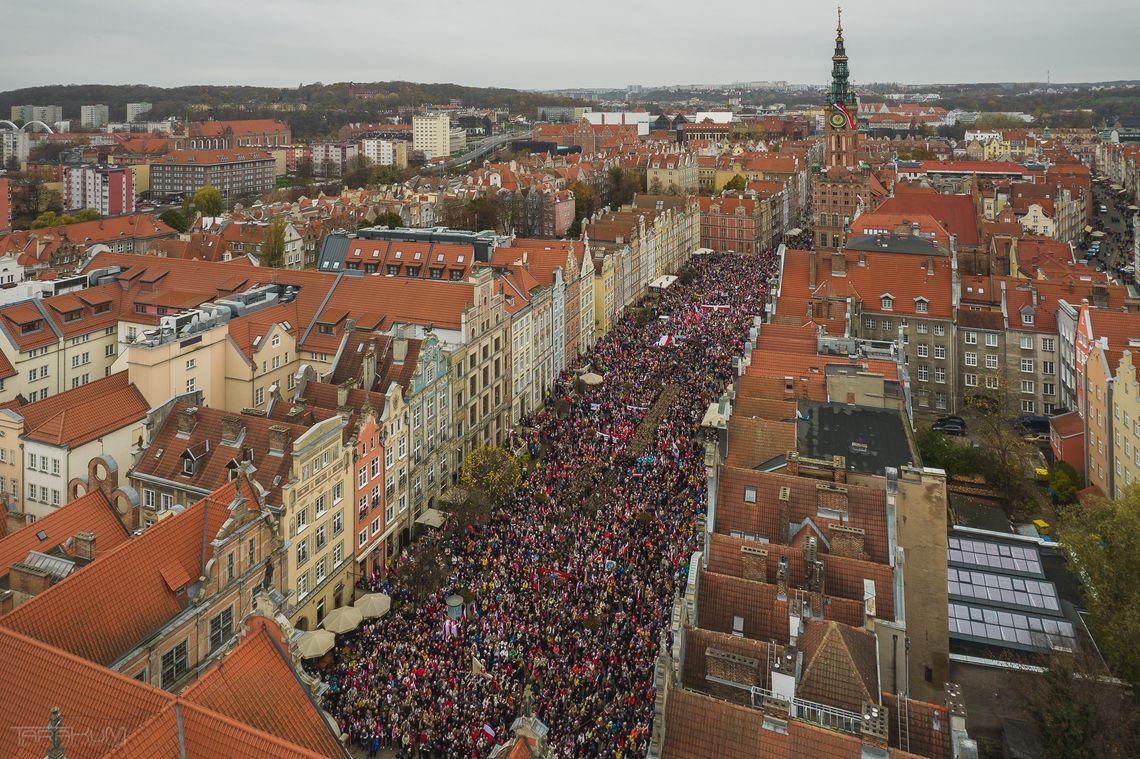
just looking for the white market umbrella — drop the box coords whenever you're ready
[580,372,604,386]
[321,605,363,634]
[297,629,336,659]
[354,592,392,619]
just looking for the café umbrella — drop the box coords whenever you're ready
[296,629,336,659]
[354,592,392,619]
[321,605,363,634]
[580,372,604,386]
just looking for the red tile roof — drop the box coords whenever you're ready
[181,617,345,757]
[0,490,127,575]
[16,371,149,448]
[0,482,242,665]
[877,191,980,247]
[797,620,879,713]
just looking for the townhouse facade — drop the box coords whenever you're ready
[150,149,275,203]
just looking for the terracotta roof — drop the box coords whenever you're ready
[882,692,953,759]
[181,617,345,757]
[797,620,879,712]
[877,192,980,247]
[131,403,304,506]
[0,483,241,665]
[155,148,273,165]
[0,490,127,574]
[1050,412,1083,438]
[726,416,797,469]
[17,371,149,448]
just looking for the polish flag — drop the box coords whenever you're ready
[481,724,497,739]
[655,334,673,347]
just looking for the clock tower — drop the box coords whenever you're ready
[811,7,872,252]
[825,8,859,171]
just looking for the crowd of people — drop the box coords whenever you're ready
[308,251,778,758]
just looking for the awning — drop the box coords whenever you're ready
[784,227,803,237]
[415,508,447,529]
[580,371,604,386]
[321,605,363,634]
[354,592,392,619]
[648,275,678,290]
[296,629,335,659]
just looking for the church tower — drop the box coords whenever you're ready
[811,7,872,252]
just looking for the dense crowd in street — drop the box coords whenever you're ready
[307,251,777,758]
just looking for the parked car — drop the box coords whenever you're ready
[932,419,967,436]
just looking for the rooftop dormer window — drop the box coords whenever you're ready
[880,295,894,311]
[20,320,41,334]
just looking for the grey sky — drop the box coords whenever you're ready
[3,0,1138,92]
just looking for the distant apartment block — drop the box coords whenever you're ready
[9,105,62,126]
[412,113,452,160]
[0,131,29,168]
[64,165,136,216]
[149,148,275,203]
[361,138,408,169]
[311,142,359,177]
[80,104,110,129]
[126,102,153,123]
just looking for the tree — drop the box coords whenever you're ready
[916,429,980,477]
[373,211,405,228]
[723,174,748,193]
[193,186,224,217]
[1058,492,1140,688]
[29,208,101,229]
[259,215,287,268]
[961,384,1041,511]
[569,181,597,223]
[1047,461,1082,504]
[158,209,189,233]
[372,165,401,186]
[460,446,521,510]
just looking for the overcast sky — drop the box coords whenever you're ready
[3,0,1139,92]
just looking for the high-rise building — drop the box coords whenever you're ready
[9,105,63,126]
[125,102,153,123]
[0,131,30,168]
[80,104,110,129]
[412,113,451,160]
[64,165,136,216]
[810,9,875,251]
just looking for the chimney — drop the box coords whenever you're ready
[860,702,890,749]
[73,532,97,561]
[362,340,377,390]
[785,451,800,477]
[267,424,291,455]
[775,556,789,601]
[809,560,825,617]
[705,647,761,686]
[808,250,817,289]
[220,415,243,445]
[830,250,846,275]
[832,456,847,484]
[337,379,354,410]
[816,483,848,516]
[778,486,790,543]
[9,562,53,597]
[740,544,768,582]
[0,589,12,615]
[926,255,935,275]
[394,337,409,363]
[177,407,199,435]
[828,524,867,560]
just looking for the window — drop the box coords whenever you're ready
[296,507,308,532]
[316,524,327,550]
[385,447,394,468]
[1042,361,1055,375]
[1021,400,1036,413]
[1044,382,1056,396]
[986,376,1000,389]
[209,607,234,652]
[105,343,116,357]
[144,489,155,509]
[371,458,380,478]
[1021,380,1035,394]
[935,367,946,383]
[985,333,998,347]
[358,467,367,488]
[1022,312,1034,326]
[964,352,977,367]
[882,319,892,332]
[359,529,368,548]
[985,354,998,369]
[880,296,894,311]
[332,510,343,534]
[271,334,280,348]
[315,494,327,516]
[865,318,876,331]
[161,493,173,510]
[917,323,928,335]
[398,438,406,459]
[186,377,196,393]
[1021,359,1034,373]
[297,571,309,600]
[333,542,343,565]
[917,344,929,358]
[296,538,309,564]
[248,537,255,567]
[315,558,326,584]
[1020,336,1033,350]
[964,373,978,387]
[965,332,977,345]
[934,345,946,360]
[254,387,264,405]
[917,365,929,382]
[933,324,945,337]
[186,358,196,370]
[1041,337,1055,352]
[743,486,756,504]
[915,299,929,314]
[161,641,189,688]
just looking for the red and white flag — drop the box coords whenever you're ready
[700,304,731,312]
[443,618,460,640]
[481,723,496,739]
[654,334,674,347]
